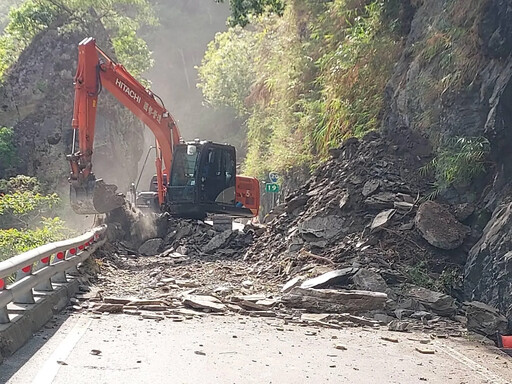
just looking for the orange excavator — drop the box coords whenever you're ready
[68,37,259,219]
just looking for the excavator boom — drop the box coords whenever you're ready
[69,37,179,214]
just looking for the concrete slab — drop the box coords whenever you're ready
[0,279,79,361]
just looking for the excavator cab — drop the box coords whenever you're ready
[166,141,259,219]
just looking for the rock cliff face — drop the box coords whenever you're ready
[384,0,512,161]
[0,21,143,194]
[382,0,512,324]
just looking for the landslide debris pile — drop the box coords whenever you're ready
[241,130,505,335]
[97,129,509,338]
[246,130,459,278]
[104,206,258,259]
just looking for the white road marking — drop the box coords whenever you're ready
[31,316,92,384]
[435,341,511,384]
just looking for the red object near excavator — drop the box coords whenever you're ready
[68,37,259,219]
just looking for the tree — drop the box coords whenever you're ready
[198,27,258,115]
[0,176,69,260]
[0,0,156,80]
[216,0,285,27]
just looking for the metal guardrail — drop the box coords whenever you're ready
[0,225,107,324]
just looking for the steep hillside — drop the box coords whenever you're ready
[0,0,157,192]
[197,0,512,329]
[0,27,143,192]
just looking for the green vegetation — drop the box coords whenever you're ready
[421,136,490,196]
[0,0,156,81]
[199,0,406,178]
[0,217,69,260]
[0,127,15,168]
[410,0,488,138]
[407,261,461,294]
[0,176,69,261]
[198,27,258,116]
[217,0,285,27]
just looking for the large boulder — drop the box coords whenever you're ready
[465,301,509,337]
[298,215,345,242]
[138,238,163,256]
[465,202,512,320]
[406,286,456,316]
[415,201,470,250]
[282,287,387,314]
[203,230,232,253]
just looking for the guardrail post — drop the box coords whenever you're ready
[0,277,9,323]
[51,250,69,284]
[34,254,53,291]
[13,265,35,304]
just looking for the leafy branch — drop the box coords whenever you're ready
[421,136,490,196]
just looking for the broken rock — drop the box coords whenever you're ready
[203,230,232,253]
[406,286,456,316]
[285,195,309,213]
[298,215,345,242]
[352,269,388,293]
[362,179,381,197]
[388,320,410,332]
[182,295,226,312]
[282,276,305,293]
[370,209,395,232]
[465,301,508,337]
[282,287,387,314]
[300,268,358,289]
[138,238,163,256]
[415,201,469,250]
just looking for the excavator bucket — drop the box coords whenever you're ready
[70,177,125,214]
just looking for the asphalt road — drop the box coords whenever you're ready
[1,312,511,384]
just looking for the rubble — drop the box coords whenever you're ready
[183,295,226,312]
[203,230,233,253]
[352,269,388,293]
[300,268,357,289]
[370,209,395,231]
[244,131,452,299]
[138,238,163,256]
[90,129,486,340]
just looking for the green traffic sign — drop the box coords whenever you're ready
[265,183,280,193]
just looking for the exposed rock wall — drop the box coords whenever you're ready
[0,21,144,194]
[382,0,512,323]
[384,0,512,160]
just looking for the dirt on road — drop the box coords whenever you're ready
[1,312,510,384]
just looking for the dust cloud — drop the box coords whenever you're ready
[136,0,241,191]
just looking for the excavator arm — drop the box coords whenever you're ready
[68,37,180,214]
